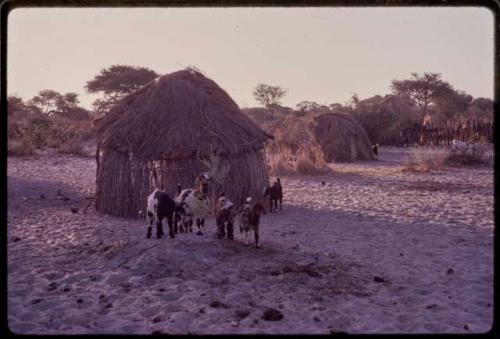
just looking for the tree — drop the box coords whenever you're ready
[296,101,320,112]
[28,90,90,120]
[391,72,452,119]
[467,97,494,120]
[29,89,61,114]
[349,94,416,145]
[253,84,287,117]
[8,95,31,116]
[432,89,473,122]
[85,65,159,115]
[328,102,351,114]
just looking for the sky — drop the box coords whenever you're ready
[7,7,494,110]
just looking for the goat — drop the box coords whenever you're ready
[372,144,379,157]
[215,193,235,240]
[263,178,283,212]
[174,173,212,235]
[173,184,192,234]
[239,197,266,248]
[452,139,468,151]
[146,189,185,239]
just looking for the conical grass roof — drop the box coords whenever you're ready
[97,69,272,160]
[310,113,374,162]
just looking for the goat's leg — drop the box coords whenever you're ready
[173,213,179,234]
[279,197,282,210]
[196,218,203,235]
[167,215,175,239]
[147,212,154,238]
[156,220,163,239]
[216,217,225,239]
[269,199,273,213]
[227,219,234,240]
[188,218,193,232]
[254,225,260,249]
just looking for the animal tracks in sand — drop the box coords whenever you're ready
[7,148,493,334]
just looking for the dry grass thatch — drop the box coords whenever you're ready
[263,116,330,175]
[95,69,272,218]
[97,69,271,160]
[310,113,374,162]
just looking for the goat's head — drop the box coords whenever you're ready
[175,202,188,215]
[196,172,211,194]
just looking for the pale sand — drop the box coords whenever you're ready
[7,146,494,334]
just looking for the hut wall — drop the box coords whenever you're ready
[153,149,269,206]
[95,149,151,218]
[96,148,269,218]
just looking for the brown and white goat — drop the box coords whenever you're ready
[174,173,212,235]
[239,198,266,248]
[215,194,235,240]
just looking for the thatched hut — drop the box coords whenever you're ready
[262,116,329,174]
[310,113,374,162]
[95,69,272,218]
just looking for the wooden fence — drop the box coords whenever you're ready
[401,119,493,146]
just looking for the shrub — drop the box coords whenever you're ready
[296,155,330,175]
[402,149,445,172]
[57,140,87,156]
[444,146,488,166]
[8,136,36,156]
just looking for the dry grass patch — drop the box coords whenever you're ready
[402,149,446,173]
[444,146,489,166]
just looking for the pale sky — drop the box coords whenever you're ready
[8,7,494,110]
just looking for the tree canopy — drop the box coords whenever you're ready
[28,90,90,120]
[391,72,452,118]
[85,65,159,115]
[253,84,287,117]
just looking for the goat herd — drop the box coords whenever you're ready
[144,174,283,249]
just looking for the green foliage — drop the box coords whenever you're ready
[253,84,287,117]
[431,89,473,122]
[349,94,416,145]
[85,65,159,115]
[467,97,494,120]
[7,95,93,156]
[27,90,90,121]
[391,72,452,118]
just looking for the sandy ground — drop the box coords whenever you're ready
[7,146,494,334]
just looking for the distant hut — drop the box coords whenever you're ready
[95,69,272,218]
[309,113,374,162]
[263,116,329,174]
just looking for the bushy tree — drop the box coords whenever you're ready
[432,89,473,122]
[253,84,287,118]
[28,90,90,120]
[350,94,416,145]
[391,72,452,118]
[85,65,159,115]
[467,97,494,120]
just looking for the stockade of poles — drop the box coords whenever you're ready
[401,118,493,146]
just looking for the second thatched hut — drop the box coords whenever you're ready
[262,116,330,174]
[95,69,272,218]
[310,113,374,162]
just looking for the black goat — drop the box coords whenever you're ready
[146,189,186,239]
[263,178,283,212]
